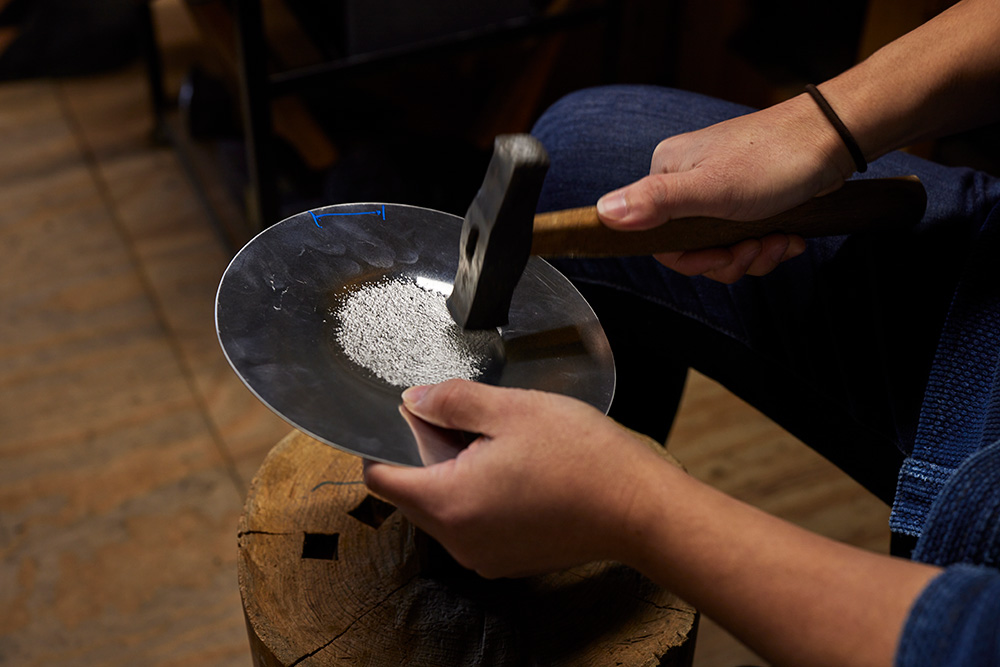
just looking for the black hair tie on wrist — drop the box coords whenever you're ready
[804,83,868,173]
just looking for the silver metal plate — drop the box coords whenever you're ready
[216,203,615,466]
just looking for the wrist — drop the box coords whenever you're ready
[817,73,904,163]
[615,457,693,577]
[814,0,997,162]
[783,91,859,183]
[804,84,867,174]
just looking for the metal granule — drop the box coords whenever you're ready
[333,277,497,387]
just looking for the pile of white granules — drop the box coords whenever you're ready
[332,277,498,388]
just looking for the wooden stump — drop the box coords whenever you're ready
[238,431,698,666]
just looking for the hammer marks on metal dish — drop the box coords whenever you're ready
[530,175,927,258]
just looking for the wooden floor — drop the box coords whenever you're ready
[0,10,890,666]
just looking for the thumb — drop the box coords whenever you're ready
[366,379,504,505]
[400,379,508,435]
[596,172,714,230]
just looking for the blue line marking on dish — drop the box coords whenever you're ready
[311,205,387,228]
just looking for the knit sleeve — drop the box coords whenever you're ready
[910,439,1000,566]
[895,564,1000,666]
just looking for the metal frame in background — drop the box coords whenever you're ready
[143,0,623,237]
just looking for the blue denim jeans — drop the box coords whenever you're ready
[531,85,1000,505]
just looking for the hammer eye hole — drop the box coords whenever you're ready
[463,227,480,263]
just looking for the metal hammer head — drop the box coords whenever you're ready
[446,134,550,329]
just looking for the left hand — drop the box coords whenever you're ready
[362,380,674,578]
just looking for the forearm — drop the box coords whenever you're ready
[621,462,941,667]
[821,0,1000,161]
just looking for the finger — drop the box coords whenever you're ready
[653,248,734,276]
[745,234,808,276]
[701,239,762,284]
[782,235,807,261]
[745,235,791,276]
[362,458,435,509]
[401,379,515,436]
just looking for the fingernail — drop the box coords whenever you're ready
[736,242,762,273]
[768,242,787,263]
[597,191,628,221]
[401,385,429,406]
[785,238,807,260]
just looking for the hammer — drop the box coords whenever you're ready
[446,134,927,329]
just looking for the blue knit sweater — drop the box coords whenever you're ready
[892,202,1000,665]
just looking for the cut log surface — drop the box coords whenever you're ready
[238,430,698,666]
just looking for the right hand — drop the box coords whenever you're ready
[597,93,855,283]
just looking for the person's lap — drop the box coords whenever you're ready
[532,85,1000,504]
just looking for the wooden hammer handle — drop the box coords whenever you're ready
[530,176,926,258]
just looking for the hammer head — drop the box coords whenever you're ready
[446,134,550,329]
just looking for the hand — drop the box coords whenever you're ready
[597,94,853,283]
[362,380,674,578]
[365,387,939,667]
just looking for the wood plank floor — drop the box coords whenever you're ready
[0,9,890,665]
[0,57,289,667]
